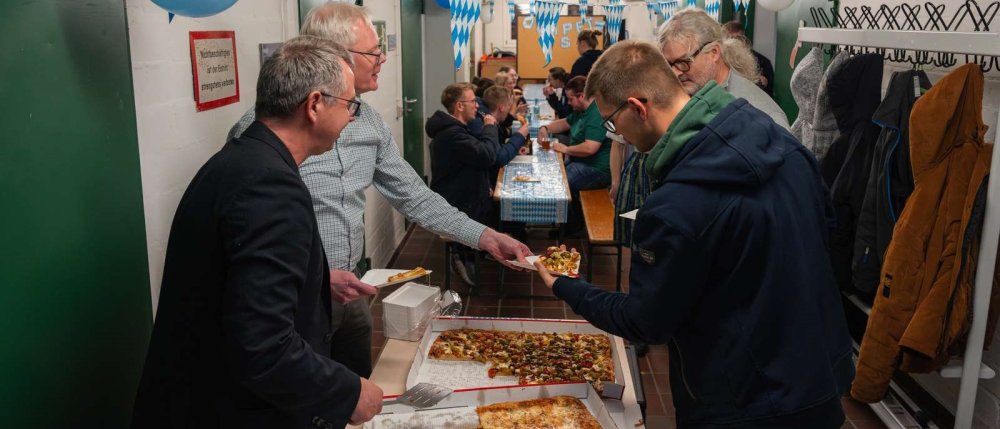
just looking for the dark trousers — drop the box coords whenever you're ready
[329,295,374,378]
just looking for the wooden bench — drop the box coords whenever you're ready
[578,189,623,291]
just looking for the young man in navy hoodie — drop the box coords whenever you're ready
[534,40,854,429]
[426,83,502,284]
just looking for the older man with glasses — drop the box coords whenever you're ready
[228,3,531,380]
[659,8,789,129]
[132,36,385,428]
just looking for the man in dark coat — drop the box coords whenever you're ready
[131,36,383,429]
[427,83,501,283]
[535,40,853,429]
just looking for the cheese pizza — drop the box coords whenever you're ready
[476,396,602,429]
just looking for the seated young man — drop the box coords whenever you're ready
[537,76,612,233]
[534,41,853,429]
[481,86,531,184]
[426,83,499,284]
[542,66,571,119]
[537,76,612,195]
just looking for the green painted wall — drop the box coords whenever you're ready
[0,1,152,427]
[774,0,836,122]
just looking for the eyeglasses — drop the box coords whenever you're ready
[601,97,647,133]
[348,49,386,64]
[320,92,362,117]
[456,98,478,106]
[667,41,714,73]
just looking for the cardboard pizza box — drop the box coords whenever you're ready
[365,382,619,429]
[406,317,627,400]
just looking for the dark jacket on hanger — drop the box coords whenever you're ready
[853,64,998,403]
[553,83,853,428]
[852,70,932,297]
[427,111,499,225]
[571,49,603,79]
[820,53,884,294]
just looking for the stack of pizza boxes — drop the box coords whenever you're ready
[381,282,441,341]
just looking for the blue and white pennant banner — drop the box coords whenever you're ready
[705,0,721,21]
[686,0,696,7]
[646,0,658,27]
[733,0,750,12]
[531,0,561,66]
[602,0,626,45]
[579,0,588,17]
[450,0,481,70]
[508,0,516,24]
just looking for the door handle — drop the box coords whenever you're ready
[404,97,418,104]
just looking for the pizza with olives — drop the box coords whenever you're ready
[427,328,614,392]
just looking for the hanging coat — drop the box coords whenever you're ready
[808,51,850,161]
[820,53,885,294]
[852,70,932,297]
[790,47,824,144]
[852,64,998,403]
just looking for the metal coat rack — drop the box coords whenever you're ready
[799,2,1000,427]
[809,0,1000,72]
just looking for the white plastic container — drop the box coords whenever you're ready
[381,282,441,341]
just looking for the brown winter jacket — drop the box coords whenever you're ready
[852,64,998,403]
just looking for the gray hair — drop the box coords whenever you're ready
[658,7,761,84]
[255,35,354,119]
[301,2,374,48]
[585,40,683,108]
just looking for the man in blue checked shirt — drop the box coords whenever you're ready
[228,3,531,378]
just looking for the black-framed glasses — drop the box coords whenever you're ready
[667,41,714,73]
[602,97,647,133]
[456,98,478,106]
[348,48,386,64]
[320,92,361,117]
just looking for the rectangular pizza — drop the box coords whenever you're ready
[427,328,615,392]
[476,396,603,429]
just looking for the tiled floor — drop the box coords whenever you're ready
[367,225,887,429]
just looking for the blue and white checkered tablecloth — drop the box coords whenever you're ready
[499,143,569,223]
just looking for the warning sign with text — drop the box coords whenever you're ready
[189,31,239,111]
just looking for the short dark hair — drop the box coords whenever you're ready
[441,83,475,112]
[722,21,745,36]
[548,67,569,83]
[565,76,587,95]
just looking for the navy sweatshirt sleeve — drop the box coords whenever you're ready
[553,214,709,345]
[494,132,525,167]
[546,93,570,118]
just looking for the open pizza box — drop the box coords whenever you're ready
[406,317,627,401]
[365,382,618,429]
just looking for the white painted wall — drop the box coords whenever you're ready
[354,1,408,276]
[127,0,298,313]
[834,1,1000,426]
[129,0,407,313]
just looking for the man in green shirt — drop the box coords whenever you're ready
[538,76,613,195]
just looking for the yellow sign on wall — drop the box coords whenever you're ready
[515,15,606,80]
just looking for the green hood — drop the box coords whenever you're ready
[646,82,736,181]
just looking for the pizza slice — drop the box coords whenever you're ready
[386,266,428,283]
[538,246,581,277]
